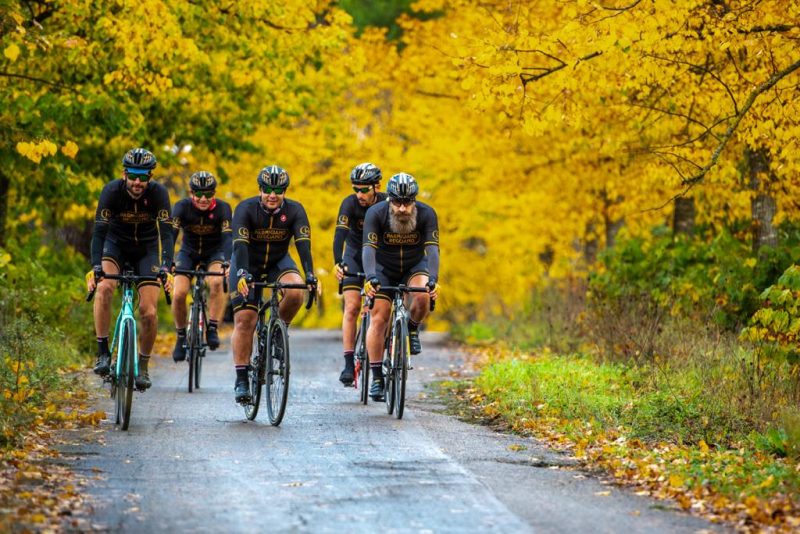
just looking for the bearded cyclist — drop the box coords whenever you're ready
[170,171,233,360]
[229,166,318,403]
[333,162,387,386]
[84,148,174,390]
[362,172,440,402]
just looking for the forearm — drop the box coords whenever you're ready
[232,240,249,274]
[332,228,347,265]
[222,231,233,261]
[296,240,314,277]
[362,246,377,278]
[426,245,440,282]
[90,223,108,265]
[158,220,175,266]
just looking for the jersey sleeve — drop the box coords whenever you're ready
[153,185,174,266]
[423,207,440,247]
[231,201,251,274]
[170,200,185,243]
[332,197,351,264]
[291,203,313,276]
[220,201,233,261]
[90,182,115,265]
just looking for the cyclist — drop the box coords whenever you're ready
[229,165,318,403]
[362,172,440,401]
[84,148,174,390]
[333,162,387,386]
[170,171,233,361]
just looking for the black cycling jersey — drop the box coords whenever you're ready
[90,179,173,267]
[333,192,388,264]
[171,198,233,259]
[362,200,439,281]
[231,196,314,276]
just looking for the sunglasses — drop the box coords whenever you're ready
[353,186,372,194]
[390,198,415,206]
[193,190,215,199]
[261,186,287,195]
[126,172,151,182]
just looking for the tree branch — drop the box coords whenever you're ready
[0,71,75,92]
[520,51,602,86]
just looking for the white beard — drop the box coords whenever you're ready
[389,205,418,234]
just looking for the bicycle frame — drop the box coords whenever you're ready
[110,280,139,378]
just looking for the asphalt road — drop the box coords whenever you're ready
[62,330,723,533]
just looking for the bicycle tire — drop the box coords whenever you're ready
[265,320,290,426]
[194,304,206,390]
[244,322,265,420]
[356,315,370,404]
[118,320,135,430]
[394,320,409,420]
[384,324,397,415]
[187,303,199,393]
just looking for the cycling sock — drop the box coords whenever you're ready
[343,350,354,368]
[409,319,420,331]
[370,362,383,379]
[208,320,218,330]
[139,354,150,368]
[97,337,109,355]
[176,327,187,337]
[235,365,248,381]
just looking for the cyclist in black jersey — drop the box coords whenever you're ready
[84,148,174,389]
[333,162,387,386]
[229,165,318,403]
[362,172,440,401]
[170,171,233,360]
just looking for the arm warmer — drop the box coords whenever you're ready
[425,244,440,283]
[90,222,108,266]
[332,227,348,265]
[362,245,377,279]
[296,239,314,277]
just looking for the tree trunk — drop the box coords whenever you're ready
[583,222,598,265]
[605,216,624,250]
[746,147,778,253]
[672,197,695,237]
[0,171,8,248]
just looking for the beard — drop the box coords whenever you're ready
[389,204,417,234]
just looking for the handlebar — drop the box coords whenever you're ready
[337,268,366,295]
[366,285,436,311]
[252,281,317,310]
[86,272,172,305]
[174,268,229,293]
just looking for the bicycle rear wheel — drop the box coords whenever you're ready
[244,322,265,420]
[394,321,409,420]
[265,320,290,426]
[117,321,135,430]
[356,315,370,404]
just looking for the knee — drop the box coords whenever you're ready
[173,287,189,301]
[283,289,303,307]
[139,306,158,324]
[97,282,115,301]
[343,303,359,322]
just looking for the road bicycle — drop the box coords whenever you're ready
[173,267,227,393]
[241,279,316,425]
[338,271,370,404]
[87,269,170,430]
[375,285,434,419]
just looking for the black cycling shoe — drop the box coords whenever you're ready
[369,378,385,402]
[409,329,422,355]
[172,336,187,362]
[93,352,111,376]
[206,327,220,350]
[339,366,354,387]
[135,358,152,390]
[234,378,250,403]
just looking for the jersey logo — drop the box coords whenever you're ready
[222,220,231,230]
[432,230,439,241]
[100,209,112,221]
[384,232,420,245]
[253,228,289,241]
[158,209,169,221]
[299,225,310,237]
[367,232,378,244]
[150,265,159,273]
[280,214,287,222]
[338,214,349,225]
[172,218,181,229]
[239,227,250,239]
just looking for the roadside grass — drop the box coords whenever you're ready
[442,345,800,530]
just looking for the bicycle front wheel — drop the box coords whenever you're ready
[244,322,265,421]
[356,315,370,404]
[194,304,206,390]
[187,303,200,393]
[117,320,135,430]
[394,320,409,420]
[265,320,290,426]
[384,329,396,415]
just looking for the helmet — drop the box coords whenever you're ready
[350,162,381,185]
[386,172,419,201]
[189,171,217,192]
[257,165,290,190]
[122,148,157,172]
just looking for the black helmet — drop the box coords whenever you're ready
[189,171,217,192]
[350,162,381,185]
[257,165,290,190]
[122,148,157,171]
[386,172,419,201]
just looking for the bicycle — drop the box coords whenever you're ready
[87,269,171,430]
[241,279,316,425]
[373,285,434,419]
[173,267,228,393]
[339,271,370,404]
